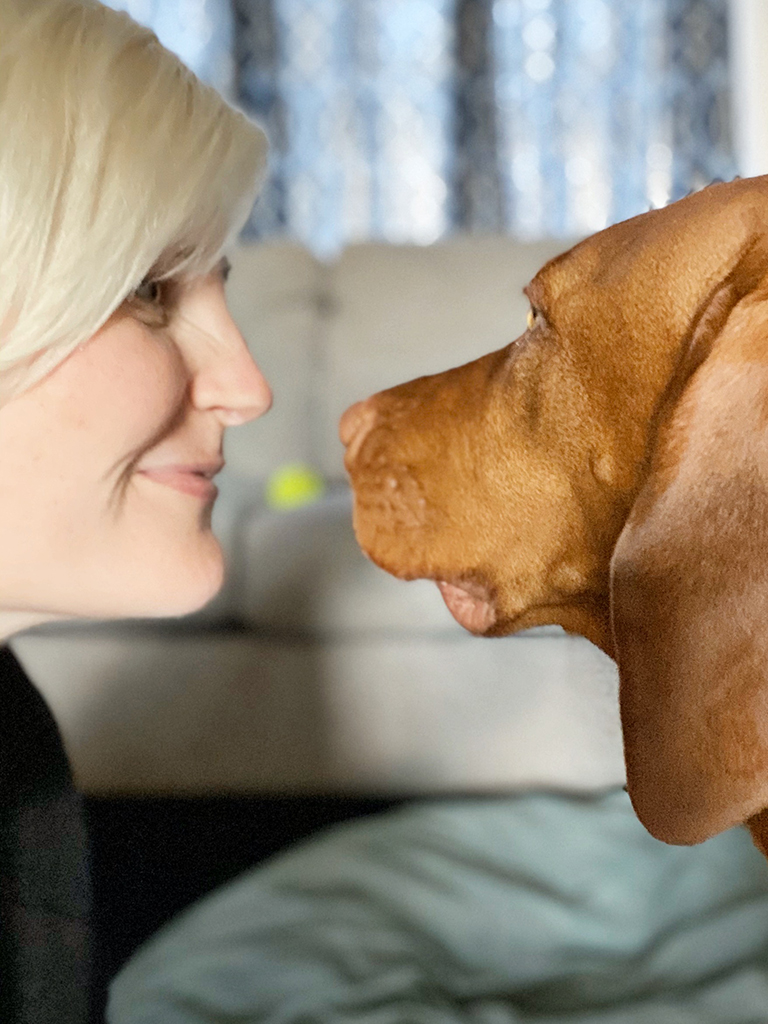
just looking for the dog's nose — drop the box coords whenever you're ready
[339,399,377,463]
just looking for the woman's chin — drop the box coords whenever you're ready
[126,529,227,618]
[139,561,225,618]
[83,545,226,621]
[0,571,224,632]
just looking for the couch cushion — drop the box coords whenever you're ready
[238,492,457,634]
[318,237,574,476]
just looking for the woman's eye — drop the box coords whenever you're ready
[134,278,163,304]
[125,276,174,328]
[527,308,537,329]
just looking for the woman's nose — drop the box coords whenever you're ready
[193,336,273,425]
[187,292,273,425]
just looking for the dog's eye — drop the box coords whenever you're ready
[527,307,541,329]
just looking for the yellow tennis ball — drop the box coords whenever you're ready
[265,463,325,510]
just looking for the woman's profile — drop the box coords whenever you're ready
[0,1,271,1019]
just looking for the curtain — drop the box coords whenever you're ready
[106,0,735,257]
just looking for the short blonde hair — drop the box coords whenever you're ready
[0,0,267,391]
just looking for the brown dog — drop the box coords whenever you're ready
[340,176,768,859]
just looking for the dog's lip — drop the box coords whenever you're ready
[434,576,497,634]
[350,518,499,634]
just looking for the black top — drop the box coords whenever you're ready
[0,645,92,1023]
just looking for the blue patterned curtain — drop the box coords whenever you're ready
[105,0,735,256]
[236,0,456,254]
[490,0,731,236]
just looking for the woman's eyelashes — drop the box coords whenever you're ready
[134,277,163,304]
[127,276,177,327]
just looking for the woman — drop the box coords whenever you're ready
[0,1,271,1019]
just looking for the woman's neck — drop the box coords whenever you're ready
[0,610,71,643]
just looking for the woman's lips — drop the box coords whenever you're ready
[137,464,222,500]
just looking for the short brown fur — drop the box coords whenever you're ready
[340,176,768,857]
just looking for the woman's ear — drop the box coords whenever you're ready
[610,264,768,851]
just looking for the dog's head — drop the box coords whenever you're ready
[340,176,768,850]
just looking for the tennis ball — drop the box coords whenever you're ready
[265,463,325,510]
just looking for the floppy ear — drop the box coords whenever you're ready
[610,251,768,852]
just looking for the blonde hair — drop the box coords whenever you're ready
[0,0,268,392]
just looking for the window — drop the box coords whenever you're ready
[108,0,735,256]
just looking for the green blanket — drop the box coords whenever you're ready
[108,790,768,1023]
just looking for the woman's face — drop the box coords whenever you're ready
[0,259,271,630]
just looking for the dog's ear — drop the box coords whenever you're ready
[610,243,768,851]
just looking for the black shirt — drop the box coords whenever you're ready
[0,645,92,1023]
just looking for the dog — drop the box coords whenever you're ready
[339,176,768,860]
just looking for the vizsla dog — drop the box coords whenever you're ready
[339,176,768,860]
